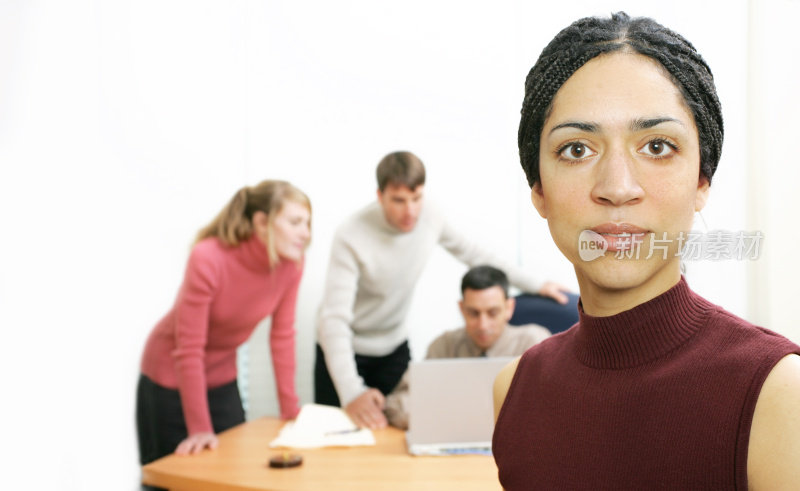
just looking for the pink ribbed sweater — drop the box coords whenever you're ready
[141,235,302,434]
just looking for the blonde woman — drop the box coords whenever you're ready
[136,180,311,467]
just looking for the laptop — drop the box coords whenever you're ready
[405,357,514,456]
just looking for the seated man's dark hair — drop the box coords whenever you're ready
[461,265,510,298]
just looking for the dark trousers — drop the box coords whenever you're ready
[314,341,410,406]
[135,374,245,466]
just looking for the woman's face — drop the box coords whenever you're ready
[268,200,311,263]
[533,52,709,305]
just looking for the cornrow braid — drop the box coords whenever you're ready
[519,11,724,187]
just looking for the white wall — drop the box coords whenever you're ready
[0,1,794,489]
[746,0,800,342]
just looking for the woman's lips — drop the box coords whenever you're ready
[590,223,649,252]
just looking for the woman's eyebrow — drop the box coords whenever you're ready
[548,117,684,136]
[548,121,599,135]
[630,117,684,131]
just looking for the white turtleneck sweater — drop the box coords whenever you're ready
[316,200,543,406]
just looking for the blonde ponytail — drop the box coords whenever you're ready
[194,181,311,263]
[195,187,254,246]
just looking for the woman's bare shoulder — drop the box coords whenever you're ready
[493,356,521,422]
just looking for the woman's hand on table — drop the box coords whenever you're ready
[175,432,218,455]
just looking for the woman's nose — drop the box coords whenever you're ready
[590,148,645,206]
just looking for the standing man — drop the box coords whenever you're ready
[384,265,551,430]
[315,151,568,429]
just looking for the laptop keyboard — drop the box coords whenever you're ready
[410,443,493,456]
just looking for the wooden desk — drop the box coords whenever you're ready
[142,417,502,490]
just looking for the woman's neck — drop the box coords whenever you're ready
[576,264,682,317]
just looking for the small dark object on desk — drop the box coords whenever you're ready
[269,452,303,468]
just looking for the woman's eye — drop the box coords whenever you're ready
[558,142,597,161]
[639,139,676,158]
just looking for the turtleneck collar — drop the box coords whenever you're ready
[234,234,274,272]
[574,276,713,369]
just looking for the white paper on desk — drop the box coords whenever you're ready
[269,403,375,449]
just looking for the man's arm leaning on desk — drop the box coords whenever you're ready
[317,233,388,429]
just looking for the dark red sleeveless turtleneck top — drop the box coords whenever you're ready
[493,277,799,490]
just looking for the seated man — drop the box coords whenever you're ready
[384,265,550,429]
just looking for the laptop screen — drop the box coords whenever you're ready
[406,357,514,455]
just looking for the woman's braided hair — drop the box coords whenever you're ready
[519,11,724,187]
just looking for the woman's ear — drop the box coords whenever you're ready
[695,176,710,212]
[531,182,547,219]
[252,210,270,235]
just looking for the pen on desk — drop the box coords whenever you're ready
[324,428,361,436]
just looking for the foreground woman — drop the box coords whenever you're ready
[493,12,800,490]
